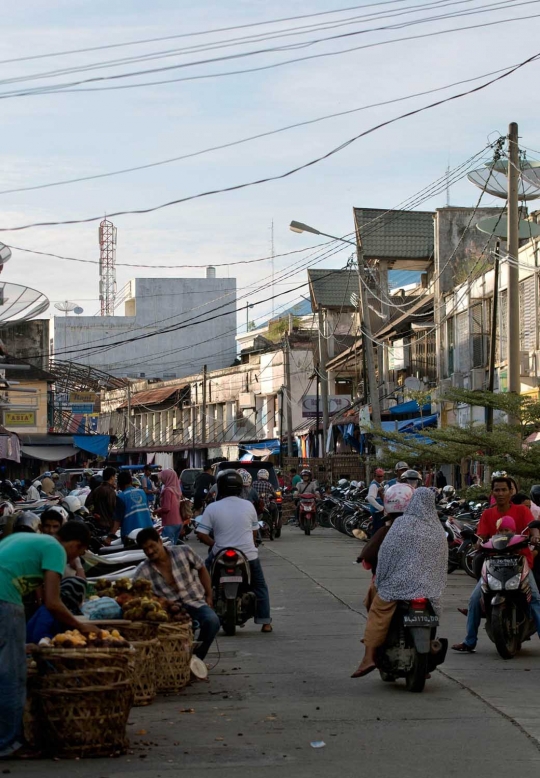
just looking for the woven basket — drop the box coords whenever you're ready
[156,622,193,693]
[130,637,159,706]
[23,666,41,750]
[33,647,135,683]
[36,680,133,757]
[119,621,160,641]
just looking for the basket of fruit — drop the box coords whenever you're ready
[33,629,135,682]
[155,621,194,693]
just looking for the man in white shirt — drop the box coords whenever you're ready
[196,470,272,632]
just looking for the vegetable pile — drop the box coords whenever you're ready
[94,578,191,624]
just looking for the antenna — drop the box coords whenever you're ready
[74,306,84,315]
[54,301,77,316]
[99,218,117,316]
[446,163,451,207]
[270,219,275,318]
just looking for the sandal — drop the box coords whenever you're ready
[351,664,376,678]
[451,642,476,653]
[261,625,273,633]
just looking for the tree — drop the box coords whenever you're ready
[374,388,540,481]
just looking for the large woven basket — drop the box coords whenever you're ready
[155,622,193,693]
[36,680,133,757]
[33,646,135,682]
[129,637,159,706]
[23,665,41,750]
[119,621,160,641]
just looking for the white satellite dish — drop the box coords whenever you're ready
[54,301,78,316]
[74,306,84,315]
[404,376,423,391]
[0,244,11,265]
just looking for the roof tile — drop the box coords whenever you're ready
[354,208,434,260]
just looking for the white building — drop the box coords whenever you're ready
[53,273,237,380]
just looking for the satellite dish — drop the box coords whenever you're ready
[0,282,49,323]
[476,216,540,240]
[54,301,78,316]
[74,306,84,315]
[0,244,11,265]
[404,376,423,391]
[468,159,540,201]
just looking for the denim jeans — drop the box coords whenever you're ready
[249,558,272,624]
[0,602,26,756]
[161,524,182,545]
[464,572,540,648]
[183,603,221,660]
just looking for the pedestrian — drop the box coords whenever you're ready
[110,471,153,544]
[387,462,409,487]
[367,468,386,534]
[89,466,117,535]
[252,469,278,538]
[192,463,215,517]
[290,468,302,489]
[26,480,41,502]
[0,521,93,758]
[40,472,55,496]
[155,468,183,545]
[140,464,156,507]
[436,469,447,489]
[135,527,220,660]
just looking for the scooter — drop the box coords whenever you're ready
[210,547,256,636]
[377,598,448,692]
[298,494,317,536]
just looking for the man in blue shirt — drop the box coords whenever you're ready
[110,471,153,543]
[387,461,409,487]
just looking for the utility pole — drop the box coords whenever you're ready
[270,220,275,318]
[317,309,329,447]
[201,364,207,444]
[507,122,520,425]
[283,334,294,456]
[356,248,381,427]
[279,387,284,468]
[486,243,500,433]
[315,364,320,458]
[124,383,131,451]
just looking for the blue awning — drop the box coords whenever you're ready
[389,400,431,416]
[398,414,438,432]
[239,439,279,451]
[73,434,110,458]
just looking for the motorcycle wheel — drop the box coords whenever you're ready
[304,524,311,536]
[379,670,396,683]
[405,653,428,693]
[463,549,480,579]
[491,603,519,659]
[447,561,459,574]
[222,599,237,636]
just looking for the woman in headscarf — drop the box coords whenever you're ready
[155,469,183,545]
[352,487,448,678]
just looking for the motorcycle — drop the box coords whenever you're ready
[480,533,536,659]
[210,547,256,636]
[377,597,448,692]
[298,493,317,535]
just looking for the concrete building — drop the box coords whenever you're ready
[53,274,237,381]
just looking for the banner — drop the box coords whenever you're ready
[4,410,36,427]
[302,396,351,418]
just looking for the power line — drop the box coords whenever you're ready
[1,54,535,234]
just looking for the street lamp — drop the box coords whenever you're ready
[289,218,381,427]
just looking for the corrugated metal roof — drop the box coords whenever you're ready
[118,385,185,409]
[354,208,434,261]
[308,269,358,312]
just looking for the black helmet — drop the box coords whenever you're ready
[530,485,540,507]
[217,469,243,498]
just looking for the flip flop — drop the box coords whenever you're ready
[351,664,377,678]
[261,625,273,633]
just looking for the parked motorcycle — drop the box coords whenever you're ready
[377,597,448,692]
[210,547,256,636]
[298,493,317,535]
[480,533,536,659]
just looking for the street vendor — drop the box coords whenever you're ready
[134,527,220,661]
[0,521,93,759]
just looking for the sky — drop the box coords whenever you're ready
[1,0,539,352]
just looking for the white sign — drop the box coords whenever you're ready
[388,339,407,371]
[358,404,372,432]
[302,396,351,418]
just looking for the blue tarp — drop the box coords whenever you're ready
[73,435,110,458]
[240,439,279,451]
[338,423,360,452]
[398,414,438,432]
[389,400,431,416]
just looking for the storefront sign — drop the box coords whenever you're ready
[4,410,36,427]
[69,392,97,406]
[71,404,95,414]
[302,396,351,418]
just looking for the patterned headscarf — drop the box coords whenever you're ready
[375,487,448,613]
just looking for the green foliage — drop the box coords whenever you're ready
[267,316,301,342]
[374,387,540,480]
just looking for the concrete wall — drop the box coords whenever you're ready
[3,379,49,434]
[53,277,237,380]
[0,319,49,369]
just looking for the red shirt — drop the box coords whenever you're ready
[478,504,535,566]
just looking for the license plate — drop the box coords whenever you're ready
[490,558,518,569]
[220,576,242,583]
[403,614,439,626]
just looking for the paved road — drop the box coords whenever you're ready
[21,527,540,777]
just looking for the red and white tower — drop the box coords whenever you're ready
[99,218,117,316]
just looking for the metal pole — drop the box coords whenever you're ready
[486,242,500,433]
[201,364,207,444]
[283,335,294,456]
[507,122,520,422]
[279,388,284,468]
[315,364,320,458]
[124,383,131,451]
[317,309,329,446]
[246,302,249,332]
[356,248,381,426]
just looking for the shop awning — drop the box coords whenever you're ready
[381,414,437,432]
[239,439,280,457]
[21,445,79,462]
[389,400,431,416]
[73,434,110,458]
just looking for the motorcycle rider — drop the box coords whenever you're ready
[352,487,447,678]
[26,480,42,502]
[387,462,409,487]
[452,475,540,653]
[400,469,423,489]
[237,469,259,511]
[366,468,386,534]
[252,469,278,540]
[196,470,272,632]
[294,468,320,525]
[359,483,415,576]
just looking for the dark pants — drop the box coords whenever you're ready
[0,602,26,756]
[183,603,221,660]
[371,511,385,535]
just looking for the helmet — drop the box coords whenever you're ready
[301,469,312,478]
[132,476,141,487]
[83,469,93,477]
[384,483,414,515]
[394,461,409,473]
[237,468,252,487]
[257,469,270,481]
[217,469,243,498]
[62,495,82,514]
[13,510,41,533]
[530,485,540,507]
[0,501,14,528]
[48,505,69,523]
[374,468,385,477]
[42,472,52,478]
[492,471,508,479]
[338,478,349,487]
[350,480,359,488]
[401,469,422,487]
[52,473,59,480]
[442,485,456,497]
[32,480,42,489]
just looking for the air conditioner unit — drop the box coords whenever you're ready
[439,378,452,393]
[239,392,256,409]
[451,372,464,388]
[520,351,531,377]
[470,368,485,391]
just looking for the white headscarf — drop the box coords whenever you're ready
[375,487,448,613]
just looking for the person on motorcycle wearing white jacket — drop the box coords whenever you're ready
[196,470,272,632]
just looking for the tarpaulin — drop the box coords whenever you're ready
[73,435,110,458]
[21,445,78,462]
[389,400,431,416]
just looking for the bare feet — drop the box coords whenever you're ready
[351,662,377,678]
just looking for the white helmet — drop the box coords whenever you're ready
[338,478,349,487]
[257,469,270,481]
[442,485,456,497]
[394,461,409,473]
[14,510,41,533]
[32,480,42,489]
[401,469,422,487]
[48,505,69,523]
[62,495,82,514]
[350,480,359,488]
[237,468,253,487]
[384,483,414,515]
